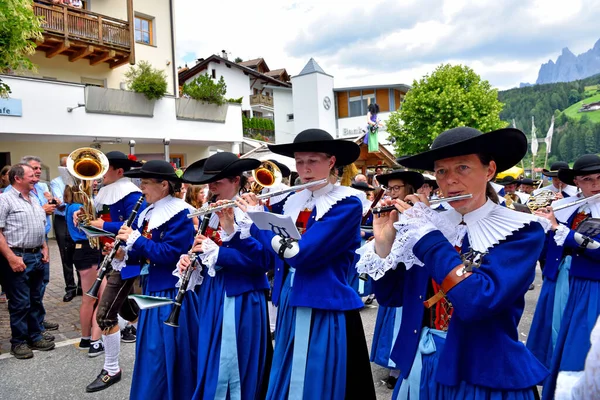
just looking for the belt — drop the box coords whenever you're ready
[10,247,42,254]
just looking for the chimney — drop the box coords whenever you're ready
[221,50,228,60]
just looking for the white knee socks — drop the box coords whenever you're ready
[102,331,121,376]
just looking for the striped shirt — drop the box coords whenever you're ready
[0,187,46,248]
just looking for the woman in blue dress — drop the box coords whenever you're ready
[537,154,600,400]
[178,152,271,400]
[114,160,199,400]
[357,126,549,399]
[224,129,376,399]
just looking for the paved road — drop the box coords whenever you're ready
[0,240,541,399]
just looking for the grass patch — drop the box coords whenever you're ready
[563,92,600,123]
[584,84,600,97]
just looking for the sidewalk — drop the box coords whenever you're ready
[0,240,83,353]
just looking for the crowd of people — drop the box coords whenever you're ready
[0,124,599,399]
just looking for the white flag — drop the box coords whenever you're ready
[545,116,554,154]
[531,116,538,156]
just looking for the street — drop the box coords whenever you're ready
[0,240,541,399]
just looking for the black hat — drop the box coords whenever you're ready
[183,152,261,184]
[423,178,438,190]
[268,129,360,166]
[105,151,142,169]
[496,176,518,186]
[517,178,535,186]
[542,161,569,177]
[123,160,180,181]
[268,159,291,178]
[376,170,424,190]
[397,127,526,173]
[558,154,600,186]
[351,181,375,192]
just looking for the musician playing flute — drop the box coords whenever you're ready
[177,152,272,400]
[81,151,146,392]
[113,160,198,400]
[357,127,549,399]
[535,154,600,400]
[226,129,376,399]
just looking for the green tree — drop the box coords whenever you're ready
[387,64,506,156]
[0,0,43,97]
[182,74,227,105]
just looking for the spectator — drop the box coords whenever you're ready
[184,184,206,209]
[51,157,79,302]
[353,173,368,184]
[372,166,384,187]
[71,0,82,8]
[0,164,55,359]
[0,165,10,193]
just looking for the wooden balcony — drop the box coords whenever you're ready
[250,94,274,108]
[33,1,134,69]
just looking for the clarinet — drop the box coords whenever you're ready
[164,196,217,327]
[86,195,145,299]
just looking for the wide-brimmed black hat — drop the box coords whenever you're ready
[105,151,142,169]
[351,181,375,192]
[496,176,518,186]
[268,129,360,166]
[268,159,291,178]
[397,127,526,172]
[423,179,438,190]
[542,161,569,177]
[517,178,535,186]
[123,160,180,181]
[183,152,261,184]
[558,154,600,186]
[376,170,424,190]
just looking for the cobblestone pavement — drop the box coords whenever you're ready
[0,240,541,399]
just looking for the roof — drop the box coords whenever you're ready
[296,58,332,77]
[238,58,269,71]
[265,68,291,83]
[179,55,291,88]
[333,83,411,93]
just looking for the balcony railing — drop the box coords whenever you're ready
[250,94,274,108]
[33,1,132,68]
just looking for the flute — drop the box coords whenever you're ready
[371,194,473,215]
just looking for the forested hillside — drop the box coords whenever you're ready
[498,73,600,166]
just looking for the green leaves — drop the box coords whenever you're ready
[124,60,168,100]
[387,64,506,157]
[182,73,227,105]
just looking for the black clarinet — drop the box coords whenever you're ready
[165,196,217,327]
[86,195,145,299]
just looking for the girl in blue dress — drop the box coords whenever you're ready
[357,126,549,400]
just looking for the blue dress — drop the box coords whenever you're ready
[127,204,199,400]
[542,211,600,400]
[191,215,271,400]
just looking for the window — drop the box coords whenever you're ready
[287,114,294,121]
[211,69,216,79]
[134,16,153,45]
[81,77,105,87]
[349,93,375,117]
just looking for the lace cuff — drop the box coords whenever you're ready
[125,230,141,252]
[355,241,389,280]
[111,251,128,272]
[172,254,203,291]
[554,224,570,246]
[220,226,238,243]
[199,238,219,277]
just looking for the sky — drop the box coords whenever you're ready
[174,0,600,91]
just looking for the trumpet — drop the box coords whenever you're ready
[187,178,329,219]
[371,194,473,215]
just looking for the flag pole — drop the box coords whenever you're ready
[513,119,526,173]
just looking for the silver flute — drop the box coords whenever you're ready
[187,178,329,218]
[371,194,473,215]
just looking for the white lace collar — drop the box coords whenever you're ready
[263,182,291,206]
[283,183,367,222]
[138,195,194,231]
[553,194,600,222]
[95,178,141,210]
[443,199,544,253]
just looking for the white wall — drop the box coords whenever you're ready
[315,73,336,136]
[291,73,335,136]
[206,62,252,112]
[272,88,295,144]
[1,75,243,144]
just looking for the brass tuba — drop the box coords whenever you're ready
[66,147,109,248]
[250,160,282,194]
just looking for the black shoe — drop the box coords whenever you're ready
[386,376,398,390]
[88,341,104,358]
[63,291,76,302]
[42,331,55,341]
[365,295,374,305]
[528,284,535,291]
[121,326,136,343]
[86,369,122,393]
[10,343,33,359]
[79,338,91,349]
[29,338,56,351]
[42,320,59,331]
[76,287,83,296]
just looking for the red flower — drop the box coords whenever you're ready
[128,154,138,161]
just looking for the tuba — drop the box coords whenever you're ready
[66,147,109,248]
[249,160,282,194]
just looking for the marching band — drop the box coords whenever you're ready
[44,125,600,400]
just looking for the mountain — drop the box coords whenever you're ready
[535,39,600,84]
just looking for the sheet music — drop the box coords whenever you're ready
[247,211,302,240]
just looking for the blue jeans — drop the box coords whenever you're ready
[0,251,45,345]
